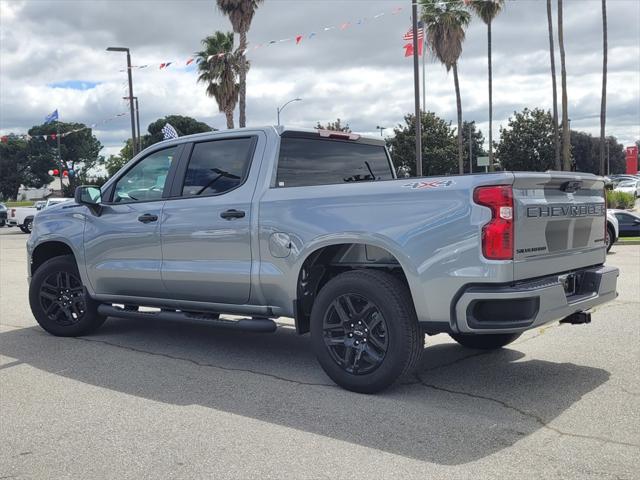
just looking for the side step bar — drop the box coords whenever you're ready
[97,305,277,333]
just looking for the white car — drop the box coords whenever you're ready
[613,179,640,198]
[6,198,72,234]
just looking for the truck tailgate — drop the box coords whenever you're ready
[512,172,606,281]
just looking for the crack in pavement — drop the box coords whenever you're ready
[72,336,339,389]
[412,373,640,450]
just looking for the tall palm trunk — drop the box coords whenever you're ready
[557,0,571,170]
[453,62,464,175]
[238,31,248,128]
[487,20,494,172]
[225,109,235,129]
[599,0,608,175]
[546,0,561,171]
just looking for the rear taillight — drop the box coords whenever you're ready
[474,185,514,260]
[10,209,15,218]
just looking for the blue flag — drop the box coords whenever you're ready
[44,109,59,124]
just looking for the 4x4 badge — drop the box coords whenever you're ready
[403,180,454,189]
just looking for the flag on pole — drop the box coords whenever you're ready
[403,21,424,56]
[44,109,59,124]
[162,123,179,140]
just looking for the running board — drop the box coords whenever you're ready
[97,305,277,333]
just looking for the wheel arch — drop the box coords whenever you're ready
[293,236,419,334]
[31,240,77,276]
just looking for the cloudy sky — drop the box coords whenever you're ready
[1,0,639,158]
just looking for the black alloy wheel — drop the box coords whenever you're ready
[39,270,87,326]
[322,293,389,375]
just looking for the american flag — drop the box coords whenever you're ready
[403,21,424,42]
[162,123,179,140]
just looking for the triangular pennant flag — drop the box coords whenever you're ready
[186,58,194,66]
[207,55,215,62]
[295,35,303,44]
[165,62,172,68]
[159,63,166,69]
[340,22,350,30]
[50,133,57,140]
[308,32,316,39]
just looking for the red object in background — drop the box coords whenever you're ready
[63,170,69,177]
[626,146,639,174]
[52,169,59,176]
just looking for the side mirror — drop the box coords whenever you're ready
[75,186,102,215]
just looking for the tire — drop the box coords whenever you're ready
[23,218,33,234]
[29,255,106,336]
[449,332,522,350]
[310,270,423,393]
[606,225,615,253]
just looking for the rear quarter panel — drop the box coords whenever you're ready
[257,173,516,325]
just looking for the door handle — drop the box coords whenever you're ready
[137,213,158,223]
[220,209,245,220]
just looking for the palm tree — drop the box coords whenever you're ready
[546,0,561,171]
[468,0,505,172]
[421,0,471,175]
[599,0,608,175]
[216,0,264,128]
[195,32,241,129]
[557,0,571,170]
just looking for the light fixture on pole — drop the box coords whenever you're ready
[108,46,137,156]
[277,98,302,126]
[376,126,386,137]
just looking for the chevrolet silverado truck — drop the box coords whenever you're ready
[26,127,619,393]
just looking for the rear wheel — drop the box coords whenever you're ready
[21,218,33,234]
[310,270,423,393]
[449,332,521,350]
[29,255,106,336]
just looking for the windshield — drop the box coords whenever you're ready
[618,181,636,187]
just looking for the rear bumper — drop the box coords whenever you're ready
[453,265,619,334]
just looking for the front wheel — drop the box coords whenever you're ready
[310,270,423,393]
[449,332,522,350]
[606,225,615,252]
[29,255,106,336]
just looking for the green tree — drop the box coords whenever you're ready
[146,115,212,145]
[495,108,558,171]
[216,0,264,128]
[316,118,351,132]
[196,32,241,129]
[421,0,471,175]
[461,120,487,173]
[546,0,561,170]
[571,131,626,175]
[0,136,54,200]
[386,111,458,176]
[27,122,102,192]
[468,0,505,172]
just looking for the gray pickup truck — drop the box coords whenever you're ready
[27,127,619,392]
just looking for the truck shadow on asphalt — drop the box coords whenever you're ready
[0,318,610,465]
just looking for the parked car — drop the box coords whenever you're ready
[613,179,640,198]
[0,203,7,227]
[606,210,619,252]
[26,127,619,393]
[610,210,640,237]
[7,198,73,233]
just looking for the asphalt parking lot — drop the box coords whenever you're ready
[1,227,638,479]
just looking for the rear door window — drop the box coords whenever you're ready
[277,137,393,187]
[182,137,255,196]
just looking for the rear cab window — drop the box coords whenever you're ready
[276,134,394,188]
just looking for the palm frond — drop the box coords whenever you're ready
[468,0,505,24]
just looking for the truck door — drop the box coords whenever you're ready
[84,145,181,298]
[160,134,262,305]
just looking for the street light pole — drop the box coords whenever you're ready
[376,126,386,137]
[125,96,142,152]
[412,1,422,177]
[277,98,302,126]
[108,46,137,156]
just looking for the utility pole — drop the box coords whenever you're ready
[56,121,63,193]
[412,1,422,177]
[422,32,426,113]
[125,96,142,152]
[468,123,473,174]
[606,141,610,176]
[107,46,137,156]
